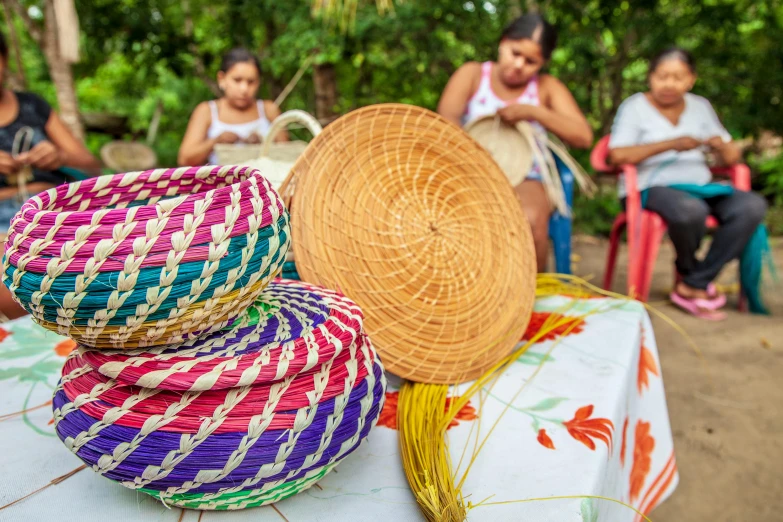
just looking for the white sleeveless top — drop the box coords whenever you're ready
[207,100,272,165]
[463,62,542,129]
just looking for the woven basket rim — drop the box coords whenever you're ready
[289,103,536,384]
[13,165,272,225]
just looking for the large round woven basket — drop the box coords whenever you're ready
[289,104,536,384]
[53,280,386,510]
[2,165,289,349]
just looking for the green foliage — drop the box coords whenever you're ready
[572,186,622,237]
[2,0,783,223]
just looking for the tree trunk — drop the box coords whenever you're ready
[43,0,84,140]
[313,63,338,123]
[1,0,26,89]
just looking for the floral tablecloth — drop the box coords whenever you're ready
[0,297,677,521]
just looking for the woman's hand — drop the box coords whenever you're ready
[18,141,64,171]
[215,131,241,144]
[497,103,539,125]
[0,151,21,176]
[671,136,701,152]
[244,133,262,145]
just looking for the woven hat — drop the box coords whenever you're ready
[53,280,386,510]
[464,115,535,187]
[289,104,536,384]
[2,165,289,349]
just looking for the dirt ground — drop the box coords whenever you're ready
[570,235,783,522]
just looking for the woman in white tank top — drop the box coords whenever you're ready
[437,14,593,272]
[178,48,287,166]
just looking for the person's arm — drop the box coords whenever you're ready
[609,137,702,165]
[436,62,481,127]
[705,136,741,165]
[700,98,740,165]
[264,101,289,142]
[16,112,102,176]
[497,75,593,148]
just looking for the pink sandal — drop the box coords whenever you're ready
[670,292,727,321]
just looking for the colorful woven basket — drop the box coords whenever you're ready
[289,104,536,384]
[2,165,289,349]
[53,280,386,510]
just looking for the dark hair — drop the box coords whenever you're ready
[219,48,261,75]
[500,14,558,60]
[648,47,695,75]
[0,32,7,60]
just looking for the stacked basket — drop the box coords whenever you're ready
[2,165,288,348]
[1,165,385,509]
[52,280,385,509]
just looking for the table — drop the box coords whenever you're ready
[0,296,677,521]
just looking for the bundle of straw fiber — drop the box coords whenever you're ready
[2,165,289,349]
[465,115,596,216]
[53,280,386,510]
[289,104,537,384]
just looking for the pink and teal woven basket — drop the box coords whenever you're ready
[2,165,289,349]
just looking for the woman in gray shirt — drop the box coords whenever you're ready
[608,48,767,320]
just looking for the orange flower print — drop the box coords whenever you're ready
[620,417,629,467]
[563,405,614,451]
[444,397,478,429]
[630,420,655,502]
[637,329,659,395]
[377,391,477,430]
[54,339,77,357]
[0,327,9,343]
[537,428,555,450]
[522,312,585,343]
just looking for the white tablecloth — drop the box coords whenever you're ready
[0,297,677,521]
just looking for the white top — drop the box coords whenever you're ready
[206,100,272,165]
[463,61,541,129]
[609,92,731,197]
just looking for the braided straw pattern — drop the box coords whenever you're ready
[51,280,387,510]
[79,282,363,391]
[2,165,289,349]
[290,104,536,384]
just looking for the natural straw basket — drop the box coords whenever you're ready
[243,110,323,197]
[53,280,386,510]
[464,115,596,215]
[290,104,536,384]
[2,165,289,349]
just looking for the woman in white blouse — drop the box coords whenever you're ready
[608,48,767,320]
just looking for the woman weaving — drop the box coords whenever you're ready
[437,14,593,272]
[178,48,287,166]
[0,32,101,319]
[608,48,769,319]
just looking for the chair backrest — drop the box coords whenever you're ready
[590,135,614,173]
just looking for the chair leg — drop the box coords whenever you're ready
[638,212,667,302]
[549,213,572,275]
[604,216,625,291]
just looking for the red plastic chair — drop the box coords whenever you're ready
[590,135,751,303]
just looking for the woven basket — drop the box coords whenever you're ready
[465,115,596,215]
[100,141,158,172]
[242,110,322,198]
[290,104,536,384]
[2,165,289,349]
[53,280,386,510]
